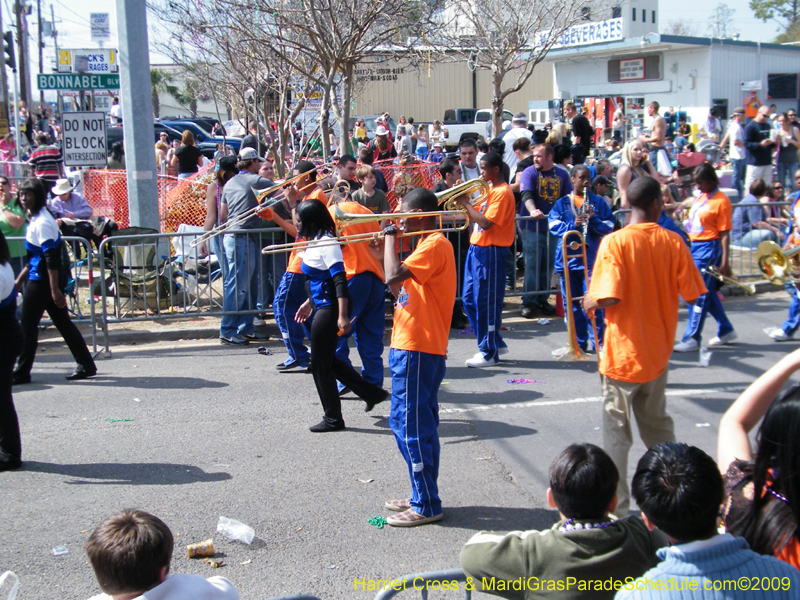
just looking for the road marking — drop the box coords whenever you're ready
[440,385,747,415]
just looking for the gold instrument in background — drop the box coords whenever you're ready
[757,241,800,285]
[190,162,335,248]
[553,230,600,364]
[262,206,468,254]
[702,266,755,295]
[435,179,490,211]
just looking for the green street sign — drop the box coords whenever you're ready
[37,73,120,90]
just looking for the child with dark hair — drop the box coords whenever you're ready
[719,348,800,569]
[461,443,667,600]
[618,443,799,599]
[85,509,238,599]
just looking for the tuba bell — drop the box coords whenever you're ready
[756,241,800,285]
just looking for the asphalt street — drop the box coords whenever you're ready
[1,291,797,600]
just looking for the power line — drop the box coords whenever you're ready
[52,0,90,25]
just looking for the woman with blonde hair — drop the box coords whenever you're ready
[170,130,203,180]
[617,140,659,210]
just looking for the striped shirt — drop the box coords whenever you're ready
[28,144,63,181]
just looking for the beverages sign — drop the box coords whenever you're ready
[57,49,118,74]
[537,18,624,50]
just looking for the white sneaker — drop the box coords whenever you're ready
[498,347,509,356]
[673,338,700,353]
[466,353,499,368]
[708,331,738,347]
[770,329,791,341]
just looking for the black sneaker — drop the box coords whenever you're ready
[539,303,557,316]
[521,306,536,319]
[309,420,345,433]
[220,335,249,345]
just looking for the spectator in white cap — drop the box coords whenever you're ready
[369,125,397,162]
[429,141,445,163]
[498,111,534,180]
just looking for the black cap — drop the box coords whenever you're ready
[218,155,239,173]
[592,175,611,186]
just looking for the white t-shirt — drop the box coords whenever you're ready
[88,573,239,600]
[0,261,15,302]
[727,120,745,161]
[461,163,480,181]
[500,127,534,180]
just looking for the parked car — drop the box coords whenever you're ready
[349,115,398,141]
[161,120,241,153]
[106,123,193,155]
[442,108,514,150]
[160,116,221,133]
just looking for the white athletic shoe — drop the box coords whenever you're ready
[498,347,509,356]
[673,338,700,353]
[708,331,738,347]
[466,353,500,368]
[770,329,791,341]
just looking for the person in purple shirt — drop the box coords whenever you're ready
[519,143,572,318]
[47,178,92,223]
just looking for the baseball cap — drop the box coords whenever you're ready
[218,155,239,172]
[732,107,745,115]
[238,147,265,162]
[592,175,611,186]
[512,112,527,123]
[433,142,443,148]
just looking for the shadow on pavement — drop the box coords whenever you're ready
[67,376,228,389]
[364,415,538,442]
[20,461,232,485]
[440,506,558,532]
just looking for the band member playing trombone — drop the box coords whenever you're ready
[548,165,614,352]
[457,152,516,367]
[674,164,737,352]
[769,168,800,341]
[380,188,456,526]
[583,177,706,513]
[218,147,274,345]
[294,201,387,432]
[257,161,328,370]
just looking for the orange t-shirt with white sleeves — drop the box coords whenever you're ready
[589,223,707,384]
[328,201,384,281]
[390,232,456,356]
[470,181,516,247]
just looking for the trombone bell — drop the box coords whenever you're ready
[757,241,800,285]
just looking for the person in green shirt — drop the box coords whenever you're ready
[0,176,27,275]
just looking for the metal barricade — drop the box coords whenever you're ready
[373,568,470,600]
[97,227,286,355]
[6,235,98,355]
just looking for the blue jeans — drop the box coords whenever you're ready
[335,272,385,388]
[220,233,259,338]
[681,240,734,343]
[731,158,746,201]
[389,348,445,517]
[781,282,800,336]
[778,162,800,193]
[736,229,779,249]
[520,227,556,307]
[274,271,312,365]
[259,232,287,311]
[559,270,605,351]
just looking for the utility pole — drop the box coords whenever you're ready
[116,0,159,231]
[36,0,42,106]
[50,4,60,115]
[14,1,30,108]
[0,5,10,144]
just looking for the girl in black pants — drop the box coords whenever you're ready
[294,201,386,432]
[12,178,96,385]
[0,231,23,470]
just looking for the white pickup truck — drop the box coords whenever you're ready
[440,108,515,150]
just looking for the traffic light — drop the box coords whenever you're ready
[3,31,14,72]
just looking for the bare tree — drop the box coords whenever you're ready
[662,19,701,36]
[708,3,738,38]
[438,0,603,138]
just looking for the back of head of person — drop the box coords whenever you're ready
[548,443,619,520]
[632,442,723,543]
[85,509,173,597]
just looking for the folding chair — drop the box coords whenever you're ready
[170,223,223,310]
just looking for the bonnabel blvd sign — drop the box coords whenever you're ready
[37,73,120,91]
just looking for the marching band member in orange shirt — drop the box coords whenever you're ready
[584,176,706,513]
[380,188,456,527]
[456,152,516,367]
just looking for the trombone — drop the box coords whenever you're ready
[190,162,335,248]
[553,230,600,364]
[702,265,755,295]
[436,179,490,210]
[262,206,468,254]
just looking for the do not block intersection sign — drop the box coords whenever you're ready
[62,112,107,167]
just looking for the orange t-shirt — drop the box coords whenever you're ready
[287,188,328,274]
[790,196,800,245]
[589,223,707,383]
[470,181,516,247]
[328,201,384,280]
[687,190,733,242]
[390,232,456,356]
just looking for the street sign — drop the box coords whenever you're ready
[62,112,107,167]
[57,49,118,73]
[37,73,120,91]
[90,14,111,43]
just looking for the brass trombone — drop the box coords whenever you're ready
[702,265,755,295]
[436,179,491,210]
[262,206,468,254]
[553,230,600,364]
[757,241,800,285]
[190,162,335,248]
